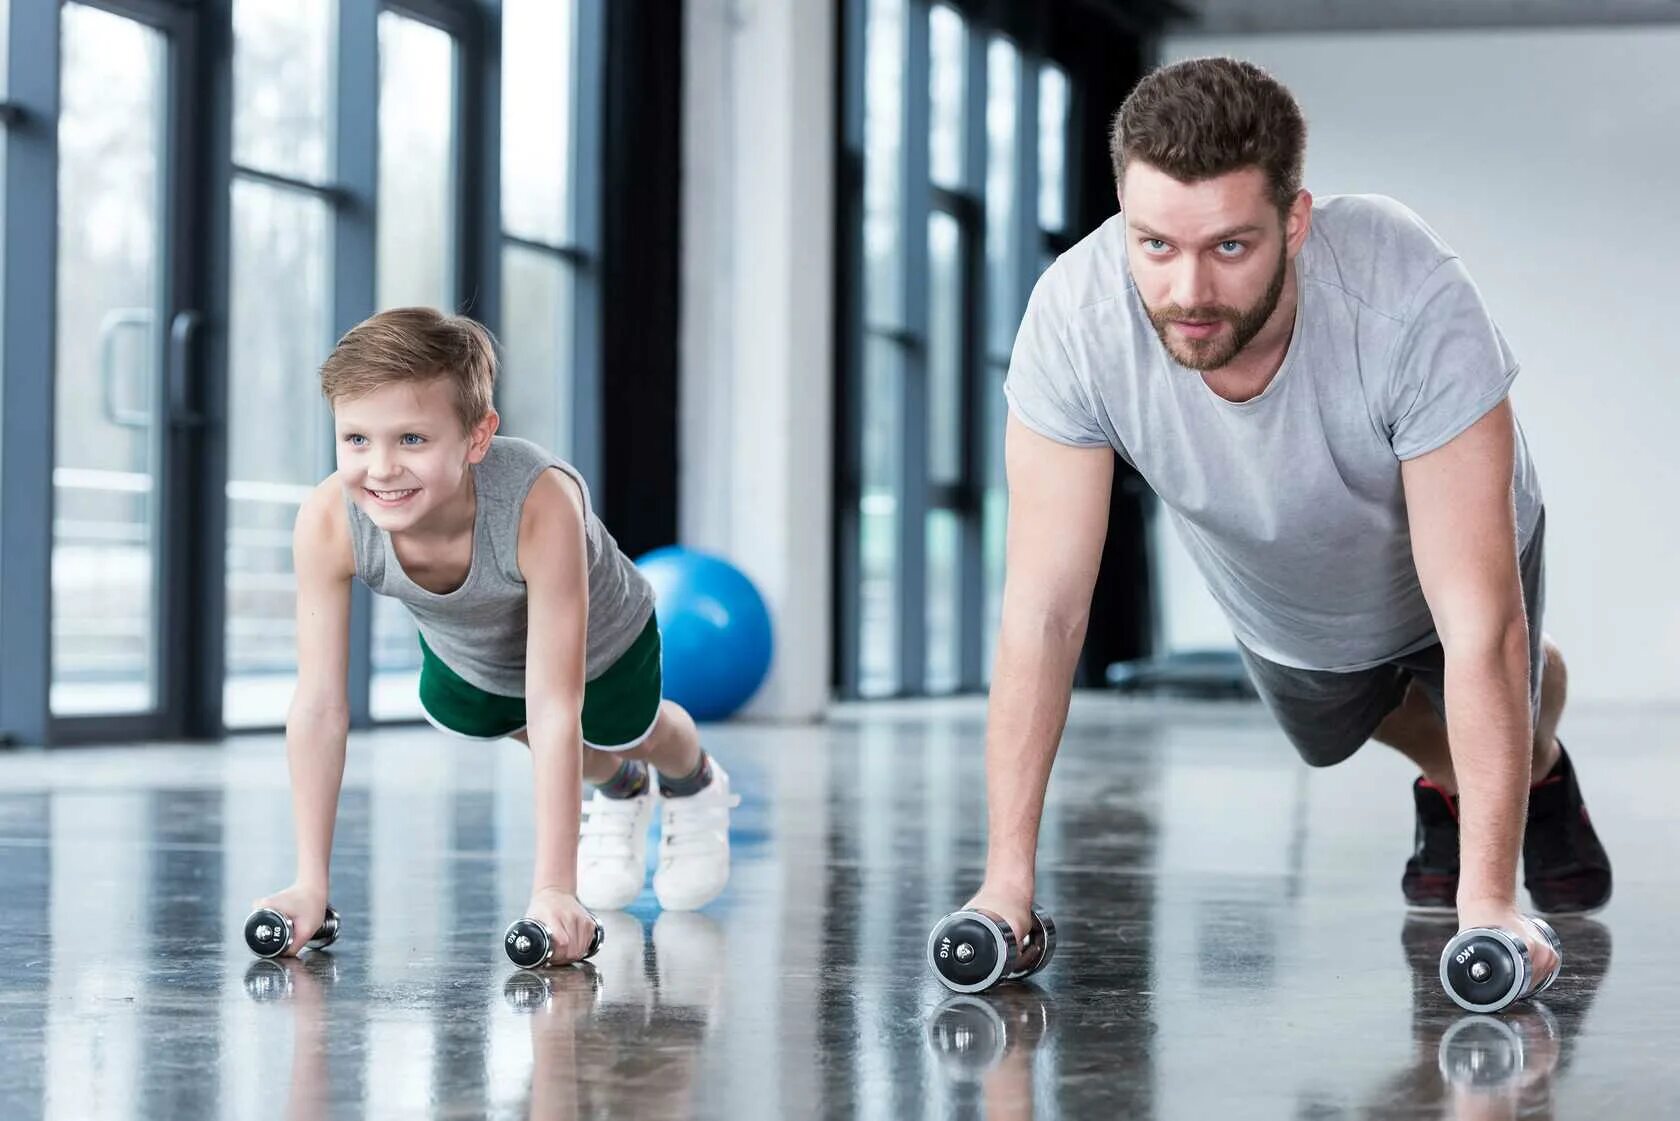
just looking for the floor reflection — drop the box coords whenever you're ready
[925,988,1056,1120]
[0,698,1668,1120]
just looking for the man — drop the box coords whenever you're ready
[966,57,1610,979]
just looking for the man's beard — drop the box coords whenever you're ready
[1146,248,1288,371]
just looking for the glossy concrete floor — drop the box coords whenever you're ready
[0,694,1673,1120]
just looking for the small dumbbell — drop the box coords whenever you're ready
[1439,917,1562,1013]
[244,905,342,960]
[503,913,605,969]
[927,907,1058,993]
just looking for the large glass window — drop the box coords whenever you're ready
[861,0,905,329]
[498,245,575,447]
[376,12,457,312]
[231,0,334,183]
[842,5,1076,697]
[1,0,605,741]
[501,0,574,248]
[1039,64,1071,234]
[924,203,966,694]
[856,0,906,696]
[0,0,7,317]
[370,9,462,722]
[927,5,966,192]
[0,0,7,553]
[50,4,168,716]
[859,337,903,695]
[223,0,338,728]
[981,37,1021,681]
[495,0,582,455]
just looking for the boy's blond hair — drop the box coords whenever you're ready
[320,307,496,433]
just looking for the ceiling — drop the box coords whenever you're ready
[1162,0,1680,34]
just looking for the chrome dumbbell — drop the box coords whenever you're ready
[927,907,1058,993]
[1439,917,1562,1013]
[503,913,605,969]
[243,905,341,960]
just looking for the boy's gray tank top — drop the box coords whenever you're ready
[345,435,655,696]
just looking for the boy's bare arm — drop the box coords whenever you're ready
[285,479,355,891]
[517,468,597,961]
[253,478,355,954]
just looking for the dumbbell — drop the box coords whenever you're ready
[927,907,1058,993]
[243,905,342,959]
[925,991,1055,1082]
[503,913,605,969]
[1439,917,1562,1013]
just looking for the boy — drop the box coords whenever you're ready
[253,308,737,964]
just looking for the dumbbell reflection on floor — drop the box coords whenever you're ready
[243,906,342,960]
[1439,918,1562,1013]
[1437,1005,1561,1095]
[504,965,604,1013]
[242,955,342,1003]
[927,907,1058,993]
[503,914,606,970]
[925,990,1056,1083]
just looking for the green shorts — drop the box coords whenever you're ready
[417,615,663,750]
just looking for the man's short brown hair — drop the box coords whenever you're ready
[1110,56,1306,215]
[319,307,496,433]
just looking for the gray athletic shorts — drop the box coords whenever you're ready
[1237,509,1546,768]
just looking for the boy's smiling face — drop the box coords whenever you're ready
[332,377,497,533]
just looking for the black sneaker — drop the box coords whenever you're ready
[1402,777,1460,913]
[1524,743,1612,915]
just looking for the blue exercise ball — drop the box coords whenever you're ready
[635,546,773,721]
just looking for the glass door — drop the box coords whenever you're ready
[50,0,203,735]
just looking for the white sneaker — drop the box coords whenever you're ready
[576,783,656,911]
[653,760,740,911]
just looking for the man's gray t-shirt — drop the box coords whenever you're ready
[1004,194,1543,672]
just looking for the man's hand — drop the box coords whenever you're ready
[525,887,599,965]
[250,883,330,957]
[962,882,1035,948]
[1457,900,1559,987]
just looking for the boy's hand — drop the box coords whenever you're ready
[251,883,329,957]
[525,887,600,965]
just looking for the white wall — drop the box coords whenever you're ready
[681,0,835,721]
[1157,26,1680,703]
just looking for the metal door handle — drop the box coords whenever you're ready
[99,308,153,429]
[168,310,204,428]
